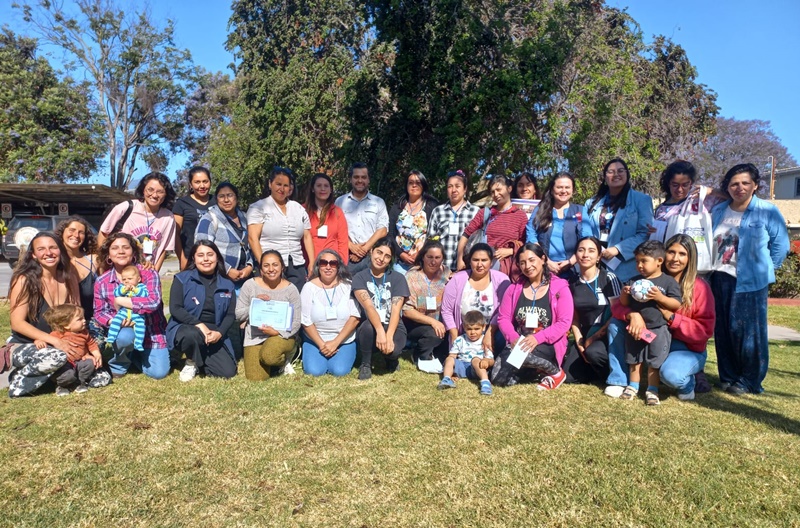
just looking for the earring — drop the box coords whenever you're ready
[106,258,113,265]
[132,256,137,264]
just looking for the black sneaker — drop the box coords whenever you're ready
[386,358,399,373]
[358,365,372,380]
[725,383,747,396]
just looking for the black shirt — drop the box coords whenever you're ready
[626,273,682,328]
[569,269,621,333]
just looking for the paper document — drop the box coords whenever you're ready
[649,220,668,242]
[506,340,529,369]
[249,299,293,331]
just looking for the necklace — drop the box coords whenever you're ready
[406,200,423,215]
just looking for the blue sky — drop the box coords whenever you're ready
[2,0,798,185]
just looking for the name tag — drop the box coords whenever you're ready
[525,312,539,328]
[376,307,387,322]
[600,232,609,242]
[325,306,337,320]
[448,223,460,236]
[597,293,607,306]
[425,296,437,311]
[142,239,154,255]
[401,215,414,227]
[317,225,328,238]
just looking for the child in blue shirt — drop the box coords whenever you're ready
[438,310,495,395]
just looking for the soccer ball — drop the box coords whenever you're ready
[630,279,654,302]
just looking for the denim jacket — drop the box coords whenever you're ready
[711,195,789,293]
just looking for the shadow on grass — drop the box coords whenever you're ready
[694,392,800,436]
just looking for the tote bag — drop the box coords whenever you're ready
[664,186,714,272]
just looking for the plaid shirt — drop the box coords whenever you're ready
[428,202,480,270]
[195,205,254,272]
[93,265,168,349]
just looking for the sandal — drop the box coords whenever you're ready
[645,391,661,406]
[619,386,638,400]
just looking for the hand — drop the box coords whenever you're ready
[431,320,446,339]
[456,259,466,271]
[518,333,539,352]
[319,340,338,357]
[660,308,674,324]
[206,330,222,344]
[256,294,272,302]
[119,317,135,328]
[645,286,664,302]
[627,312,646,340]
[90,353,103,369]
[646,224,657,235]
[547,260,561,274]
[400,252,415,265]
[259,325,279,337]
[482,332,494,354]
[602,247,619,260]
[350,242,367,259]
[113,297,127,310]
[375,329,388,354]
[384,332,395,355]
[478,358,494,370]
[494,247,513,260]
[227,269,242,281]
[622,285,632,295]
[139,259,155,271]
[195,323,211,336]
[34,339,47,350]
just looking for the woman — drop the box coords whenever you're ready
[194,181,254,290]
[585,158,653,282]
[387,170,439,275]
[247,167,314,292]
[428,170,480,271]
[441,243,510,355]
[300,250,361,377]
[526,172,592,278]
[304,173,349,263]
[97,172,177,272]
[55,216,103,338]
[457,175,528,281]
[6,233,79,397]
[166,241,237,381]
[94,233,170,380]
[561,236,626,396]
[710,163,789,395]
[492,243,574,389]
[174,166,215,269]
[352,238,410,380]
[235,249,301,381]
[402,241,452,371]
[511,171,540,218]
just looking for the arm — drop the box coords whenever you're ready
[496,283,520,344]
[355,289,387,348]
[129,269,162,314]
[385,296,405,353]
[440,278,459,332]
[169,279,201,325]
[455,236,468,271]
[302,229,315,274]
[235,280,252,322]
[661,279,715,351]
[766,205,790,269]
[248,223,264,264]
[154,249,168,272]
[526,210,539,244]
[174,214,186,268]
[336,210,350,262]
[9,279,70,350]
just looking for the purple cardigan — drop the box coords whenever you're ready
[497,275,573,365]
[440,269,511,332]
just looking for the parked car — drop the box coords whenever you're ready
[3,215,63,268]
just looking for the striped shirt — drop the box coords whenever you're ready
[462,205,528,251]
[428,202,480,270]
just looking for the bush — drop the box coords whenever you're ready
[770,238,800,298]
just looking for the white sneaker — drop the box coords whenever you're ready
[677,390,696,401]
[282,362,296,376]
[604,385,625,398]
[55,386,70,397]
[179,360,197,382]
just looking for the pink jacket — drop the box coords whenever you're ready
[497,275,574,364]
[440,269,511,331]
[611,277,714,353]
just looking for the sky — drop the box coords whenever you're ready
[2,0,798,185]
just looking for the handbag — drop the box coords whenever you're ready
[664,186,714,272]
[464,206,490,255]
[0,342,14,374]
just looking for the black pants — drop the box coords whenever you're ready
[562,339,609,384]
[491,342,558,387]
[356,320,407,367]
[285,256,307,293]
[54,358,95,388]
[405,321,448,362]
[173,325,237,379]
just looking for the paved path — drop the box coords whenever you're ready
[769,325,800,341]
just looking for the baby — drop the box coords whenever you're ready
[106,265,149,351]
[39,304,102,396]
[438,310,495,395]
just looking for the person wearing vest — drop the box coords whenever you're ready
[526,173,592,280]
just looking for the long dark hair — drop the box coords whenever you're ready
[135,172,177,210]
[533,172,575,232]
[515,242,551,285]
[55,215,97,256]
[305,173,336,225]
[399,170,436,208]
[10,232,75,322]
[186,240,227,277]
[588,158,631,214]
[511,172,540,199]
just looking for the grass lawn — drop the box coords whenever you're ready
[2,291,800,526]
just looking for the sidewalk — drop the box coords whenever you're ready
[769,325,800,341]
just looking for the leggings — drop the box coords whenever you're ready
[243,336,297,381]
[173,325,237,379]
[356,320,407,367]
[7,344,68,398]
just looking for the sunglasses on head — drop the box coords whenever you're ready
[319,258,339,268]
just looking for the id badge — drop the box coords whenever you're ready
[142,239,155,255]
[325,306,337,320]
[448,223,459,236]
[376,308,387,322]
[317,225,328,238]
[425,296,437,311]
[597,293,607,306]
[525,312,539,328]
[401,215,414,227]
[600,232,609,242]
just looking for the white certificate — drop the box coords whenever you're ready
[249,299,293,331]
[506,340,529,369]
[649,220,668,242]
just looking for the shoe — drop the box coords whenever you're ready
[715,382,731,391]
[725,383,747,396]
[358,364,372,380]
[386,358,399,373]
[55,386,70,397]
[111,373,125,380]
[480,380,493,396]
[645,391,661,406]
[282,361,297,376]
[536,369,566,391]
[677,390,695,401]
[694,371,711,393]
[74,384,89,394]
[179,360,197,382]
[619,386,638,400]
[437,376,456,390]
[604,385,625,398]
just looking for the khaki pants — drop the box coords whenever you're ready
[243,336,297,381]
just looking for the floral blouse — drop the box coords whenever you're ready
[395,206,429,255]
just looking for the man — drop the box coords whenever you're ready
[335,163,389,274]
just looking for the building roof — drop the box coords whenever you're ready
[775,166,800,178]
[0,183,131,206]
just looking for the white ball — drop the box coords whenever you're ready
[630,279,655,302]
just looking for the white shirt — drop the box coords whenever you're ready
[300,282,361,343]
[712,207,743,278]
[246,196,311,266]
[335,192,389,245]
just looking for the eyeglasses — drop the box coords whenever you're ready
[145,188,166,196]
[407,180,422,186]
[669,182,692,190]
[318,259,340,268]
[605,169,627,176]
[217,193,236,200]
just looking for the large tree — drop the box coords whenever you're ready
[0,28,101,182]
[16,0,197,189]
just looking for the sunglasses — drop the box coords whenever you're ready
[318,259,340,268]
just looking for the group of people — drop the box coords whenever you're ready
[4,159,790,403]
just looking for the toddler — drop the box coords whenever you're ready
[106,265,149,351]
[38,304,102,396]
[438,310,495,395]
[618,240,682,405]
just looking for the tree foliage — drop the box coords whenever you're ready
[15,0,197,189]
[0,28,101,183]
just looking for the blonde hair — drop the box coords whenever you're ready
[664,234,696,310]
[121,265,141,281]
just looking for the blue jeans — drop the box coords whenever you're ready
[302,338,357,377]
[605,319,629,387]
[660,344,707,395]
[393,261,411,275]
[108,328,170,380]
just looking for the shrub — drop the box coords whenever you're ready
[770,236,800,298]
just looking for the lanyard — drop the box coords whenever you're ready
[584,272,599,300]
[370,273,386,300]
[144,208,155,237]
[530,281,542,302]
[322,285,337,306]
[450,201,465,222]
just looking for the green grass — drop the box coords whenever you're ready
[767,305,800,332]
[2,302,800,526]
